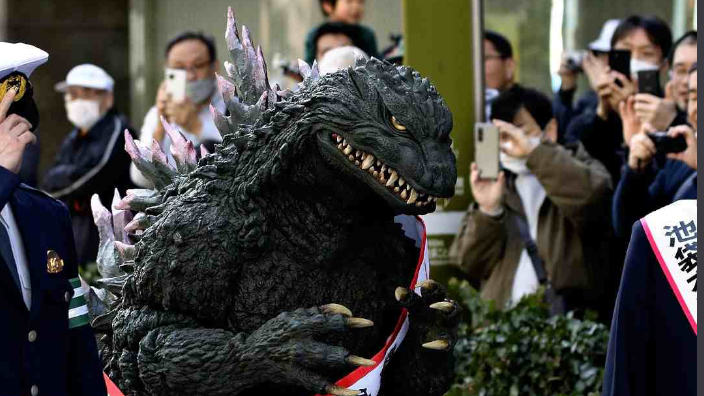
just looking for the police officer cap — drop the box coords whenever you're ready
[0,42,48,80]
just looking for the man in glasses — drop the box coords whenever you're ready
[131,31,225,188]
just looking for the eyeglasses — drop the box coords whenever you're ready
[170,60,213,73]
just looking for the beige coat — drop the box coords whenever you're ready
[449,142,613,309]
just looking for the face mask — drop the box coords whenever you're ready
[65,99,102,131]
[499,136,540,175]
[630,58,659,78]
[186,77,215,103]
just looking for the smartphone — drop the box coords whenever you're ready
[609,49,631,82]
[637,70,663,97]
[164,68,187,102]
[474,123,500,180]
[647,132,687,154]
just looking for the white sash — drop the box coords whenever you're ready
[640,200,697,334]
[319,215,430,396]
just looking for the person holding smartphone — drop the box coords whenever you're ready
[629,31,696,132]
[450,85,612,317]
[131,31,226,188]
[611,63,697,238]
[565,15,672,185]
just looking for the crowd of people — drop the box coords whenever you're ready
[452,16,697,323]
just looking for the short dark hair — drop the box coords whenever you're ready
[319,0,337,16]
[491,85,553,130]
[669,30,697,65]
[165,31,217,64]
[313,22,365,54]
[484,30,513,59]
[611,15,672,61]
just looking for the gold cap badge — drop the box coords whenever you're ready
[47,250,64,273]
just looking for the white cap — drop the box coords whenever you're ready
[55,64,114,92]
[588,19,621,53]
[318,46,369,76]
[0,42,49,80]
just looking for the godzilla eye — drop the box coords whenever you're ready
[390,115,407,131]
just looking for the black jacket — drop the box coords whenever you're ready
[552,88,598,143]
[41,109,135,267]
[612,158,696,238]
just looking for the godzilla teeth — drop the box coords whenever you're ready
[331,133,438,207]
[407,189,418,204]
[361,154,375,170]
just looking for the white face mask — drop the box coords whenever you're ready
[630,58,659,79]
[500,136,541,175]
[65,99,102,131]
[186,77,215,104]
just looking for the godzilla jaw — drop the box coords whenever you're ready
[325,132,438,212]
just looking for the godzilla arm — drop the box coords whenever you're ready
[136,325,254,395]
[113,305,372,396]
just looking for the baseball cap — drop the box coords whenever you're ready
[55,64,114,92]
[0,42,49,80]
[588,19,621,53]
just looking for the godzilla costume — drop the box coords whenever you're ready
[87,7,459,396]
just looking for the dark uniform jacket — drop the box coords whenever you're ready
[0,166,106,396]
[449,142,613,312]
[41,109,135,267]
[613,158,696,238]
[602,219,696,395]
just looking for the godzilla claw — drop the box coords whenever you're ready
[321,303,352,317]
[345,317,374,328]
[326,385,361,396]
[346,355,376,367]
[422,339,450,351]
[429,301,455,313]
[394,286,408,302]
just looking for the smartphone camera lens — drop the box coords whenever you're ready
[478,128,484,142]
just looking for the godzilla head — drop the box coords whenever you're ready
[212,7,456,216]
[306,58,456,215]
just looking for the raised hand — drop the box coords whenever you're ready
[470,162,505,215]
[667,125,697,170]
[627,133,656,171]
[633,93,677,131]
[0,87,36,174]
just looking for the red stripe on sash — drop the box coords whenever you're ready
[104,372,125,396]
[641,218,697,334]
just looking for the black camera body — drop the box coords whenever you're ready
[647,132,687,154]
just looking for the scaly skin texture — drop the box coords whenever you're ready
[96,8,459,396]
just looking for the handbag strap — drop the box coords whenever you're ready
[512,214,548,285]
